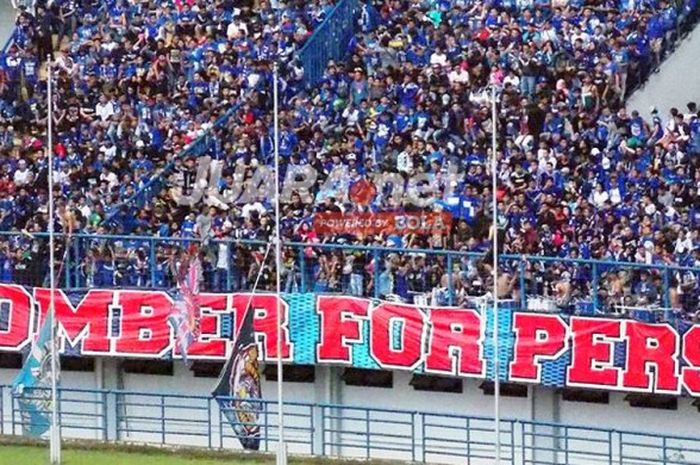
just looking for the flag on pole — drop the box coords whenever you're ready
[213,305,262,450]
[12,310,60,436]
[169,246,202,364]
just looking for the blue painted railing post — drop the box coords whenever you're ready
[300,247,306,293]
[102,391,108,440]
[150,238,157,287]
[160,395,166,444]
[519,259,527,310]
[509,421,515,462]
[218,400,224,449]
[64,247,71,288]
[207,397,212,449]
[320,405,326,455]
[466,417,471,462]
[365,408,371,459]
[373,250,380,299]
[10,390,15,435]
[58,388,63,435]
[592,263,599,312]
[618,431,623,465]
[410,412,416,462]
[521,421,526,465]
[447,253,454,306]
[264,400,269,452]
[663,266,671,309]
[0,385,3,436]
[309,404,315,455]
[662,436,667,464]
[73,238,81,288]
[115,392,121,441]
[421,413,426,463]
[226,243,232,291]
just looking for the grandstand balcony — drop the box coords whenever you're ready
[1,231,697,327]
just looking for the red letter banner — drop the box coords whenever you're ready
[0,287,698,398]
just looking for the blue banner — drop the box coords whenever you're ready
[12,309,58,436]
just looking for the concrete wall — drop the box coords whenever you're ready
[1,360,699,464]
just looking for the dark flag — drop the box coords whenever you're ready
[213,304,262,450]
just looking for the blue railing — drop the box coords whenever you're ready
[2,385,700,464]
[1,1,17,55]
[298,0,360,86]
[0,231,697,321]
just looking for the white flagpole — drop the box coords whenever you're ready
[491,84,500,465]
[272,62,287,465]
[47,56,61,465]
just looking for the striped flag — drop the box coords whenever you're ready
[12,309,59,436]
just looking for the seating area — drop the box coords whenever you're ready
[0,0,697,319]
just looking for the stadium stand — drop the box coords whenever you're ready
[0,0,698,317]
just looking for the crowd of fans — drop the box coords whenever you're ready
[0,0,698,318]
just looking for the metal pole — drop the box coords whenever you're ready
[273,62,287,465]
[491,84,500,465]
[47,57,61,465]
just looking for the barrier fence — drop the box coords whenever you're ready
[1,385,700,464]
[0,231,697,322]
[298,0,360,86]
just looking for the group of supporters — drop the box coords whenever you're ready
[0,0,698,318]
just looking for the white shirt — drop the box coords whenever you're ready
[242,201,266,219]
[56,169,71,186]
[100,171,119,189]
[216,242,229,269]
[95,101,115,122]
[78,204,91,219]
[591,190,609,208]
[608,186,622,205]
[397,150,413,173]
[503,74,520,88]
[13,168,32,186]
[429,53,448,67]
[448,69,470,84]
[227,20,248,39]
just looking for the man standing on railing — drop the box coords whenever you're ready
[34,5,54,61]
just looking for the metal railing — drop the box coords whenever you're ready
[2,385,700,464]
[298,0,360,86]
[0,231,697,321]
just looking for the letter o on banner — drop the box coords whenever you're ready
[371,303,425,369]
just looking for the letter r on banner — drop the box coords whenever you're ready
[425,308,484,377]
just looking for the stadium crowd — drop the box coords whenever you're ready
[0,0,698,317]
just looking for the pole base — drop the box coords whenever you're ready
[276,440,288,465]
[49,425,61,464]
